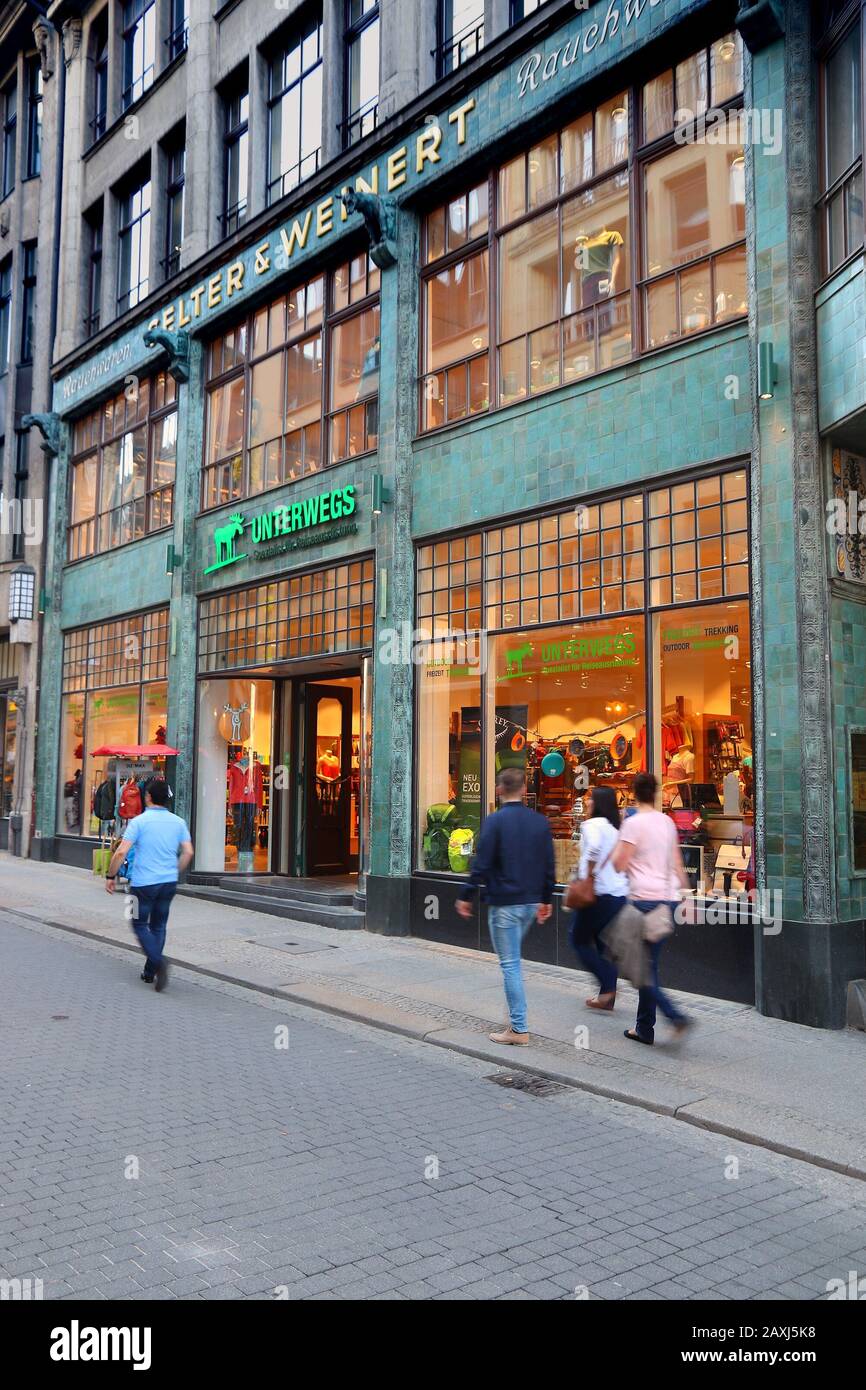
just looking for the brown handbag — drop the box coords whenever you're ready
[564,843,615,911]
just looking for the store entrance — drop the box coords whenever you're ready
[304,682,357,876]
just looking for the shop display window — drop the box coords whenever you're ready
[67,371,177,562]
[419,31,745,433]
[851,729,866,873]
[414,468,753,884]
[0,690,18,819]
[203,253,379,508]
[196,678,274,874]
[654,599,752,895]
[56,609,170,837]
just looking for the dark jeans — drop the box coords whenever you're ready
[569,894,624,995]
[131,881,176,978]
[632,900,686,1041]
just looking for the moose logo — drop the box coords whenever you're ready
[205,513,248,574]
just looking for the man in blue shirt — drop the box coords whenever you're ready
[456,766,555,1045]
[105,778,194,992]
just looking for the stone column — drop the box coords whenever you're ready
[484,0,510,48]
[182,0,216,268]
[365,210,419,935]
[379,0,423,123]
[321,0,344,165]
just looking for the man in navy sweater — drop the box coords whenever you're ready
[457,766,555,1045]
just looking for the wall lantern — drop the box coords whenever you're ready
[758,341,779,400]
[371,473,391,515]
[9,564,36,622]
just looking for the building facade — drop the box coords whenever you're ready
[0,1,62,858]
[26,0,866,1027]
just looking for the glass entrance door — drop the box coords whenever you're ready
[305,683,354,875]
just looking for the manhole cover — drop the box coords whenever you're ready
[486,1071,569,1098]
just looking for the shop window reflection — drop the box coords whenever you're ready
[196,678,273,874]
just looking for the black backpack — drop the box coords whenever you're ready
[93,779,116,821]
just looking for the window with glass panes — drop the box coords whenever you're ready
[163,137,185,278]
[818,8,865,275]
[67,371,177,562]
[267,12,323,205]
[91,11,108,143]
[2,79,16,198]
[415,467,748,635]
[419,28,746,432]
[202,252,379,510]
[25,55,41,177]
[85,209,103,336]
[122,0,155,109]
[222,79,249,235]
[117,175,151,312]
[198,557,375,672]
[438,1,484,77]
[344,1,379,146]
[0,256,11,373]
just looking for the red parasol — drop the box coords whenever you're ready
[89,744,180,758]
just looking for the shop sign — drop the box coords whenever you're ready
[516,0,671,100]
[661,623,739,654]
[499,633,639,680]
[203,485,358,576]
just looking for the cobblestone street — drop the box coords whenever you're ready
[4,912,866,1302]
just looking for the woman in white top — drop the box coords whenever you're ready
[568,786,629,1011]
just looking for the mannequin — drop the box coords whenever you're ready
[317,743,340,780]
[574,228,624,308]
[227,749,263,871]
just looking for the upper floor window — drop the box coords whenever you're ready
[222,79,248,236]
[420,31,746,432]
[25,57,42,178]
[438,0,484,77]
[202,252,380,510]
[91,11,109,143]
[344,1,379,147]
[267,12,323,205]
[2,80,16,198]
[166,0,188,62]
[510,0,552,19]
[67,371,177,562]
[0,256,11,373]
[117,175,151,313]
[122,0,156,110]
[163,137,185,278]
[85,209,103,336]
[20,241,36,363]
[819,15,864,275]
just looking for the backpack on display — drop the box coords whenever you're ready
[93,779,116,822]
[423,803,459,871]
[118,779,142,821]
[447,827,475,874]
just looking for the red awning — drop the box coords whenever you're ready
[89,744,180,758]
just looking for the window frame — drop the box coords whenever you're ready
[200,250,380,513]
[121,0,156,111]
[19,240,36,363]
[162,137,185,279]
[418,29,748,437]
[85,210,103,337]
[91,11,109,145]
[437,0,485,78]
[25,55,42,178]
[165,0,189,63]
[116,173,151,314]
[0,255,11,373]
[817,7,866,279]
[2,77,17,199]
[221,78,249,237]
[66,371,178,564]
[266,11,324,207]
[343,0,380,148]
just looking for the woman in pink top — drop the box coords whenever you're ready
[611,771,691,1045]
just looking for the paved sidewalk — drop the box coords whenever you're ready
[2,854,865,1179]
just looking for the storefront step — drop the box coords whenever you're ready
[189,874,358,908]
[177,883,366,930]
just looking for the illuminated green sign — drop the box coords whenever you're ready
[204,485,358,574]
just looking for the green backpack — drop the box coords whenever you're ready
[423,803,459,871]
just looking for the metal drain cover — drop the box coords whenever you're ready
[486,1072,569,1098]
[246,936,337,956]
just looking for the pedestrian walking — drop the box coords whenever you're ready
[456,767,555,1046]
[566,786,627,1011]
[611,771,691,1044]
[105,778,194,993]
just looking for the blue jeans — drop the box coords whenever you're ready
[632,901,686,1041]
[569,894,624,996]
[488,903,538,1033]
[131,881,176,978]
